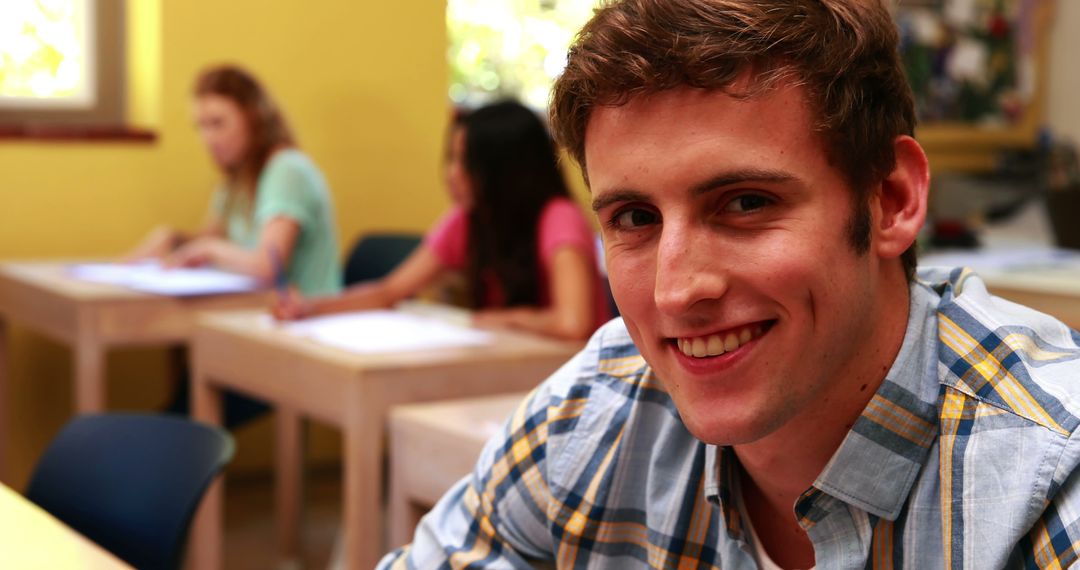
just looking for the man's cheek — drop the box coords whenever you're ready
[608,258,654,309]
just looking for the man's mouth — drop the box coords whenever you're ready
[673,321,773,358]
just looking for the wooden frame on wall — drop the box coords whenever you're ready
[904,1,1056,172]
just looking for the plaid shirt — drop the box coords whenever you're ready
[379,268,1080,569]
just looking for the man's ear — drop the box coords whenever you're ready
[873,135,929,260]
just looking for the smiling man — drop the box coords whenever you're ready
[379,1,1080,568]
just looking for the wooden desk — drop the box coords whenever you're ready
[982,267,1080,329]
[189,310,581,570]
[0,482,133,569]
[387,392,526,548]
[0,262,268,482]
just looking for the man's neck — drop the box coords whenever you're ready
[739,462,815,569]
[733,382,875,569]
[732,274,913,566]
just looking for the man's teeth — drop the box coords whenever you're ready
[677,325,763,358]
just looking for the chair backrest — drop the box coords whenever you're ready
[343,232,423,286]
[25,413,235,570]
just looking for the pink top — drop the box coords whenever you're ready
[424,197,612,333]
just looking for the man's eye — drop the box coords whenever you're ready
[723,194,772,213]
[612,208,658,229]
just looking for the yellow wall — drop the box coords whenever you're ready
[1,2,450,258]
[1,1,450,486]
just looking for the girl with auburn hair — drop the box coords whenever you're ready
[128,64,341,296]
[128,65,341,426]
[274,99,609,341]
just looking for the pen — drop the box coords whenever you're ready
[268,246,288,295]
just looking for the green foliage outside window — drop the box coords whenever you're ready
[0,0,90,104]
[447,0,597,109]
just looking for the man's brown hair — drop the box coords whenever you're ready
[550,0,918,279]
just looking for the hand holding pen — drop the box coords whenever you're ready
[268,246,289,295]
[268,246,313,320]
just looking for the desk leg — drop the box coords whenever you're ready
[275,407,304,566]
[387,436,422,549]
[73,340,105,413]
[0,317,8,483]
[190,369,224,570]
[343,405,384,569]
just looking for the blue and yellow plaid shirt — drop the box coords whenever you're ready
[380,268,1080,569]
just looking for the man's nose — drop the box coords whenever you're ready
[653,223,729,315]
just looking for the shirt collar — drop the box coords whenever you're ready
[704,281,943,522]
[811,280,942,520]
[704,444,745,539]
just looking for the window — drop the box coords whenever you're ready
[447,0,597,109]
[0,0,125,128]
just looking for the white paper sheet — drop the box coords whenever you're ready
[278,310,492,354]
[68,262,260,296]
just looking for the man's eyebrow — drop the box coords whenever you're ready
[591,169,798,213]
[688,169,798,196]
[591,189,650,213]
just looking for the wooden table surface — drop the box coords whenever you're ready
[188,309,583,570]
[0,261,268,483]
[982,266,1080,329]
[0,482,132,569]
[387,392,526,548]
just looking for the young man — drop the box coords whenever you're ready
[380,1,1080,568]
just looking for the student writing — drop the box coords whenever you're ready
[128,64,341,297]
[129,64,341,426]
[274,100,608,341]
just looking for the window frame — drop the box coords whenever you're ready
[0,0,126,129]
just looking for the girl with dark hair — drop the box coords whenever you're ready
[274,99,608,340]
[127,64,341,296]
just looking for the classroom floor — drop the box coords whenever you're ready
[224,467,342,570]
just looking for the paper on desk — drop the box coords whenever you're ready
[279,310,492,354]
[68,262,260,296]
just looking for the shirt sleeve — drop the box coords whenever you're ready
[1013,453,1080,566]
[537,198,595,265]
[375,353,596,569]
[208,185,228,219]
[253,155,320,231]
[424,206,470,270]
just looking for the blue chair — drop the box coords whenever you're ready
[25,413,235,570]
[343,232,423,286]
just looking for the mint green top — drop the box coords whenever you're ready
[211,149,342,296]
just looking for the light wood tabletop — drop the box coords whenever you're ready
[981,267,1080,329]
[0,482,132,569]
[188,308,582,570]
[387,392,527,548]
[919,247,1080,329]
[0,261,269,482]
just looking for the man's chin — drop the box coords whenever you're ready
[683,411,786,447]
